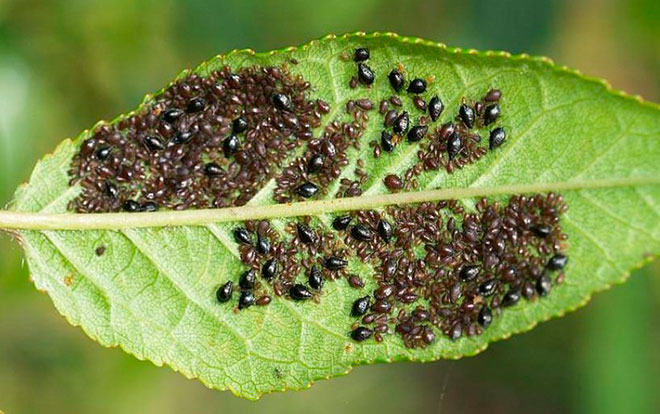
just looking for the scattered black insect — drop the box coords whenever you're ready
[289,284,313,301]
[489,127,506,149]
[233,227,252,245]
[392,111,409,134]
[381,131,395,152]
[95,146,111,161]
[377,220,393,242]
[172,130,194,145]
[239,269,257,290]
[296,182,319,198]
[297,223,317,244]
[536,275,552,296]
[478,279,497,296]
[407,78,427,94]
[141,201,158,212]
[238,290,256,309]
[407,125,428,142]
[204,162,223,176]
[122,200,140,212]
[144,135,165,151]
[162,108,184,123]
[351,224,374,241]
[352,296,371,316]
[262,259,279,280]
[223,135,240,156]
[483,104,501,125]
[388,69,405,91]
[547,254,568,270]
[357,63,375,85]
[308,265,324,290]
[351,326,373,342]
[105,181,119,199]
[501,289,521,307]
[459,104,476,128]
[256,234,271,255]
[324,256,347,270]
[447,131,462,160]
[332,215,353,231]
[272,93,293,111]
[532,224,552,238]
[95,246,106,256]
[216,281,233,303]
[307,154,325,173]
[354,47,370,62]
[232,117,249,133]
[459,265,480,282]
[428,96,444,121]
[477,306,492,328]
[187,97,206,113]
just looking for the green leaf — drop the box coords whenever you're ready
[2,33,659,399]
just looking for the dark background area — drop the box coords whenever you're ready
[0,0,658,413]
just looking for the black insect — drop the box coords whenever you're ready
[232,117,249,133]
[216,281,233,303]
[536,274,552,296]
[204,162,223,176]
[458,104,476,128]
[332,215,353,230]
[239,269,257,290]
[478,279,497,296]
[459,265,480,282]
[477,306,493,328]
[351,224,374,241]
[388,69,405,91]
[296,182,319,198]
[287,284,312,301]
[447,131,462,160]
[377,220,393,242]
[381,131,395,152]
[483,104,501,125]
[407,78,427,94]
[223,135,240,157]
[351,296,371,316]
[324,256,347,270]
[297,223,317,245]
[308,265,324,290]
[272,93,293,111]
[187,97,206,113]
[256,234,271,255]
[407,125,428,142]
[233,227,252,245]
[547,254,567,270]
[350,327,373,342]
[357,63,375,85]
[531,224,552,238]
[122,200,140,212]
[307,154,325,173]
[489,127,506,149]
[262,259,279,280]
[392,111,409,135]
[140,201,158,212]
[162,108,184,123]
[95,146,111,161]
[428,96,444,121]
[238,291,256,309]
[354,47,370,62]
[105,181,119,199]
[501,289,521,307]
[172,131,194,145]
[144,135,165,151]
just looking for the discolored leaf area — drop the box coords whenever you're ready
[4,33,660,399]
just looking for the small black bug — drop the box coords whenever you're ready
[478,279,497,296]
[262,258,279,280]
[187,97,206,113]
[162,108,184,123]
[105,181,119,199]
[95,146,111,161]
[377,220,393,242]
[296,182,319,198]
[536,274,552,296]
[351,224,374,241]
[477,306,492,328]
[324,256,347,270]
[307,154,325,173]
[223,135,240,157]
[272,93,293,111]
[547,254,567,270]
[350,326,373,342]
[357,63,375,85]
[289,284,313,301]
[232,117,249,133]
[407,78,427,94]
[501,289,521,307]
[489,127,506,149]
[233,227,252,245]
[238,291,256,309]
[459,265,480,282]
[122,200,140,212]
[447,131,462,160]
[428,96,444,121]
[204,162,223,176]
[239,269,257,290]
[388,69,405,91]
[308,265,324,290]
[407,125,428,142]
[172,131,194,145]
[531,224,552,238]
[381,131,395,152]
[216,281,233,303]
[351,296,370,317]
[256,234,271,255]
[459,104,476,128]
[144,135,165,151]
[140,201,158,212]
[354,47,370,62]
[483,104,501,125]
[297,223,317,245]
[392,111,409,135]
[332,215,353,231]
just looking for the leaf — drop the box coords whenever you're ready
[3,33,660,399]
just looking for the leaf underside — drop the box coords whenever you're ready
[8,33,660,399]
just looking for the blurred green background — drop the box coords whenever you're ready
[0,0,658,413]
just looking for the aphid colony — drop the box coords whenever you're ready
[216,192,569,347]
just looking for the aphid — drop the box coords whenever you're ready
[447,132,462,160]
[438,122,455,140]
[104,181,119,199]
[95,146,111,161]
[458,104,476,128]
[140,201,158,212]
[377,219,393,242]
[233,227,252,245]
[536,274,552,296]
[489,127,506,149]
[144,135,165,151]
[272,93,293,111]
[204,162,223,176]
[95,246,106,256]
[449,323,463,340]
[308,265,324,290]
[307,154,325,173]
[351,224,374,241]
[483,104,501,125]
[531,224,552,238]
[428,96,444,121]
[501,289,521,307]
[162,108,184,123]
[371,300,391,314]
[384,174,403,190]
[357,63,375,85]
[348,274,364,288]
[187,97,206,113]
[459,265,480,282]
[388,69,405,91]
[477,306,493,328]
[297,223,317,244]
[238,290,256,309]
[256,234,271,255]
[374,285,394,299]
[407,78,427,94]
[407,125,428,142]
[381,131,395,152]
[232,117,249,133]
[413,96,426,111]
[350,326,373,342]
[484,89,502,102]
[122,200,140,212]
[392,111,409,135]
[223,135,240,156]
[289,284,313,301]
[296,182,319,198]
[354,47,370,62]
[324,256,347,270]
[478,279,497,296]
[239,269,257,290]
[351,296,370,316]
[216,281,233,303]
[332,215,353,231]
[256,295,271,306]
[172,131,194,145]
[547,254,567,270]
[262,258,279,280]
